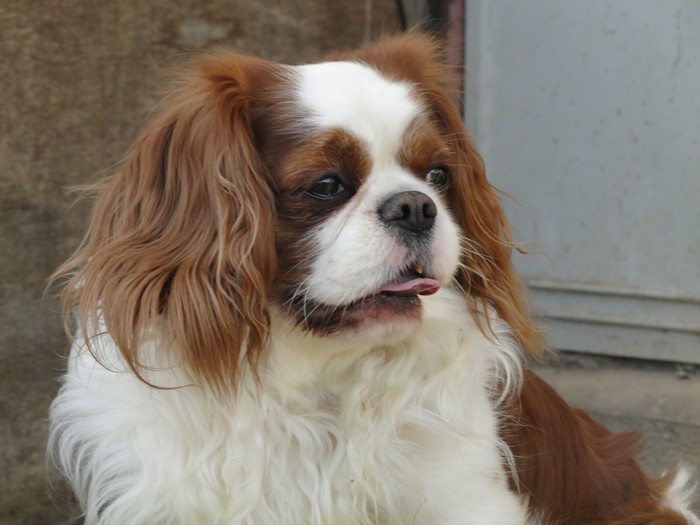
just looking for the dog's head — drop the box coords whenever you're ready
[60,34,540,390]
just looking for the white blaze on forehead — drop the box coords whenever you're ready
[295,61,421,164]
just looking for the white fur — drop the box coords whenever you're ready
[664,467,700,524]
[50,289,527,524]
[296,61,419,163]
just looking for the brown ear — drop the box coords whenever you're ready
[57,53,283,390]
[350,33,543,356]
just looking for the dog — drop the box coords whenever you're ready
[49,33,698,524]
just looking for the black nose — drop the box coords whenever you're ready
[378,191,436,234]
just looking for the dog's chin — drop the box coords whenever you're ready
[281,291,425,344]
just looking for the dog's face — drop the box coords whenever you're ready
[267,60,461,341]
[62,34,539,389]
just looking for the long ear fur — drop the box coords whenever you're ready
[55,53,282,391]
[349,33,543,356]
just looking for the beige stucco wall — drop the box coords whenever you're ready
[0,1,401,522]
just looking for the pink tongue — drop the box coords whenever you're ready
[381,277,441,296]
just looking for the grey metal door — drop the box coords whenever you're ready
[464,1,700,363]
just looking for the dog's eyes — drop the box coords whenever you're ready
[426,167,449,189]
[307,175,350,200]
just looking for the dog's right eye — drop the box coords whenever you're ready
[307,175,349,200]
[426,166,449,189]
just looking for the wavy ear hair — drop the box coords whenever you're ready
[56,53,282,390]
[350,33,543,356]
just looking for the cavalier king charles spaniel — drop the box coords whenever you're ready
[49,33,698,524]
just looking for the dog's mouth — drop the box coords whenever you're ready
[279,262,441,335]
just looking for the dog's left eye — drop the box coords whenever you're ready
[307,175,349,200]
[426,167,449,189]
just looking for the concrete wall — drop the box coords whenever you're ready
[0,1,401,522]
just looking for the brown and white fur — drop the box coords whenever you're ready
[49,33,698,525]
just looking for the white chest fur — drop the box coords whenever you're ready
[50,289,527,524]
